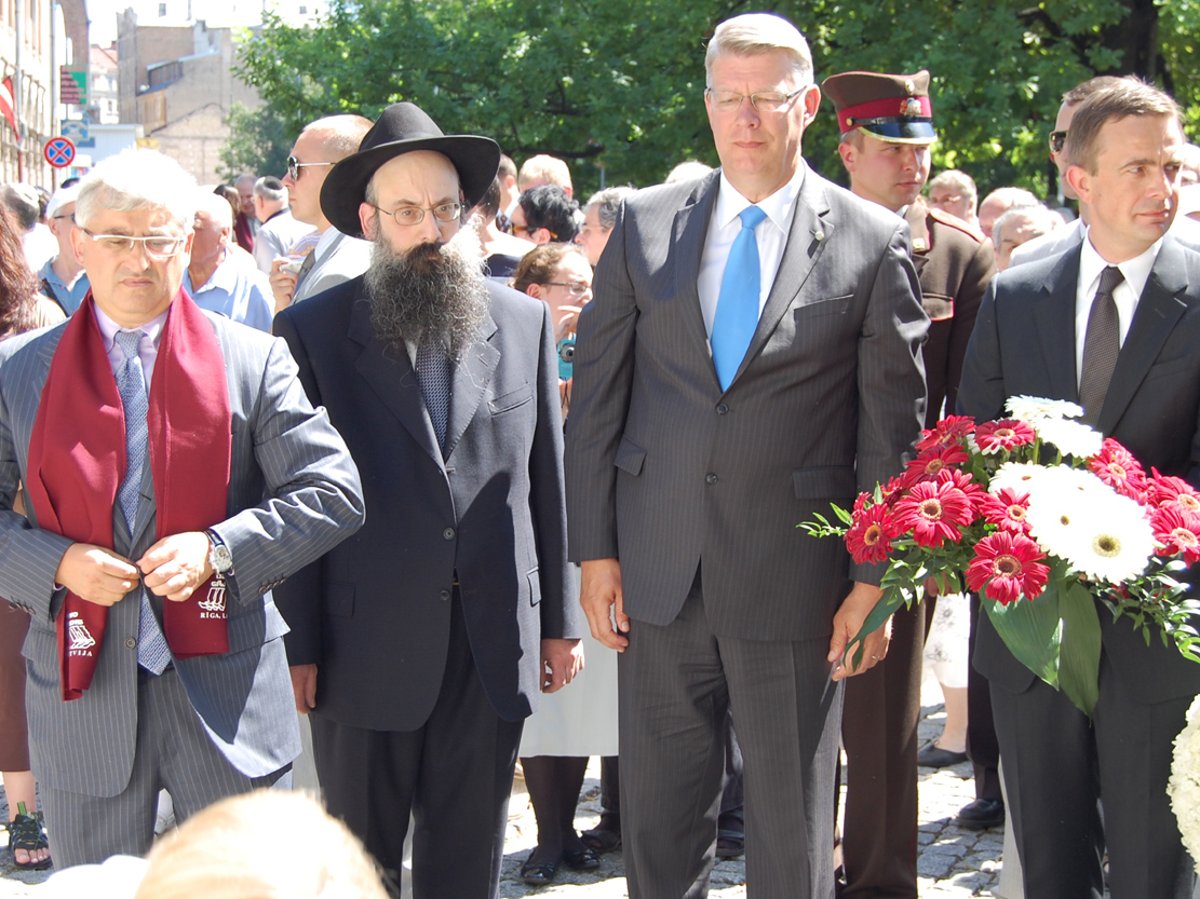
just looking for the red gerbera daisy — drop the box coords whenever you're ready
[891,480,974,547]
[1088,438,1149,501]
[1151,506,1200,564]
[974,419,1037,454]
[904,443,969,485]
[1147,469,1200,516]
[979,488,1033,535]
[879,475,907,506]
[936,467,987,517]
[966,532,1049,605]
[916,415,976,451]
[845,503,896,565]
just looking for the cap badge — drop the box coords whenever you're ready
[901,97,923,118]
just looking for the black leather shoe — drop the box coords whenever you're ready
[917,743,969,768]
[955,798,1005,830]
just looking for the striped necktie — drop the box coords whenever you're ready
[114,330,171,675]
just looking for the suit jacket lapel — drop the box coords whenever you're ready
[1099,238,1189,434]
[1032,247,1082,403]
[349,291,444,466]
[732,167,832,387]
[444,309,499,460]
[671,175,720,381]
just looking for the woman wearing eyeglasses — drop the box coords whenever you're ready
[0,205,65,871]
[510,243,617,886]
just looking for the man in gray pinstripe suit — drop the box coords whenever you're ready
[0,149,365,868]
[564,12,928,898]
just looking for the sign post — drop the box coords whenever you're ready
[43,136,76,169]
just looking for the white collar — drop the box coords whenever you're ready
[713,164,806,235]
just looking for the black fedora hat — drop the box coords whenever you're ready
[320,102,500,238]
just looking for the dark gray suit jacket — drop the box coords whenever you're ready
[564,167,929,641]
[274,277,578,730]
[0,311,365,796]
[958,236,1200,702]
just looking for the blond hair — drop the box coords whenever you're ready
[134,790,390,899]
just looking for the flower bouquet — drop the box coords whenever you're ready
[1169,695,1200,876]
[802,396,1200,717]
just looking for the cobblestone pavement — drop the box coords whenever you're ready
[2,669,1006,896]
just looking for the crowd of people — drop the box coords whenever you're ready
[2,8,1200,899]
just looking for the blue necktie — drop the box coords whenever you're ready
[114,330,171,675]
[711,205,768,390]
[416,339,451,454]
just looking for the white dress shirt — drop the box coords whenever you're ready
[697,166,807,346]
[1074,231,1161,380]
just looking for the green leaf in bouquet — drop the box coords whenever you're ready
[798,511,846,539]
[984,584,1063,690]
[1057,581,1102,717]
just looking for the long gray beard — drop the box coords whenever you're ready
[365,225,490,361]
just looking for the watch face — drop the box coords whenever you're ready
[212,544,233,572]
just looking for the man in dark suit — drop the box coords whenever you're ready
[564,13,928,898]
[0,148,365,867]
[958,76,1200,899]
[274,102,579,899]
[822,69,998,897]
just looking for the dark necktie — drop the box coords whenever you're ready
[295,250,317,288]
[711,206,768,391]
[114,330,171,674]
[1078,265,1124,426]
[416,339,451,453]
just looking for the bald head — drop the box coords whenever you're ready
[287,114,374,229]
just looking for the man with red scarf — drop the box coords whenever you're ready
[0,149,365,868]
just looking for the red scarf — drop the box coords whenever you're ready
[25,292,232,700]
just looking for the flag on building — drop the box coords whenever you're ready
[0,76,19,139]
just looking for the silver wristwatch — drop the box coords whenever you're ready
[206,529,234,577]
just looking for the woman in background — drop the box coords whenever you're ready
[1,203,66,870]
[510,244,617,886]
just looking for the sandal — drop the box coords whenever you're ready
[562,844,601,870]
[8,804,52,871]
[580,823,621,853]
[519,854,560,886]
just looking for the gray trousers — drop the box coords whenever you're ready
[618,574,842,899]
[40,667,286,868]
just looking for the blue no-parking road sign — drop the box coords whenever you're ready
[44,136,76,168]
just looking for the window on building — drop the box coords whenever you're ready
[158,2,167,15]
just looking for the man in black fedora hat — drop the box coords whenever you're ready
[274,102,581,898]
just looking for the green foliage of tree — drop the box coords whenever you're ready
[231,0,1200,202]
[219,102,292,183]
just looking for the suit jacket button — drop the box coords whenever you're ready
[125,638,136,649]
[716,403,729,415]
[442,527,456,540]
[439,589,451,601]
[705,473,719,485]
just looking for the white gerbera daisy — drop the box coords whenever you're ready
[1005,395,1085,424]
[1169,696,1200,875]
[1041,489,1154,583]
[989,461,1045,496]
[1034,417,1104,460]
[1024,469,1098,557]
